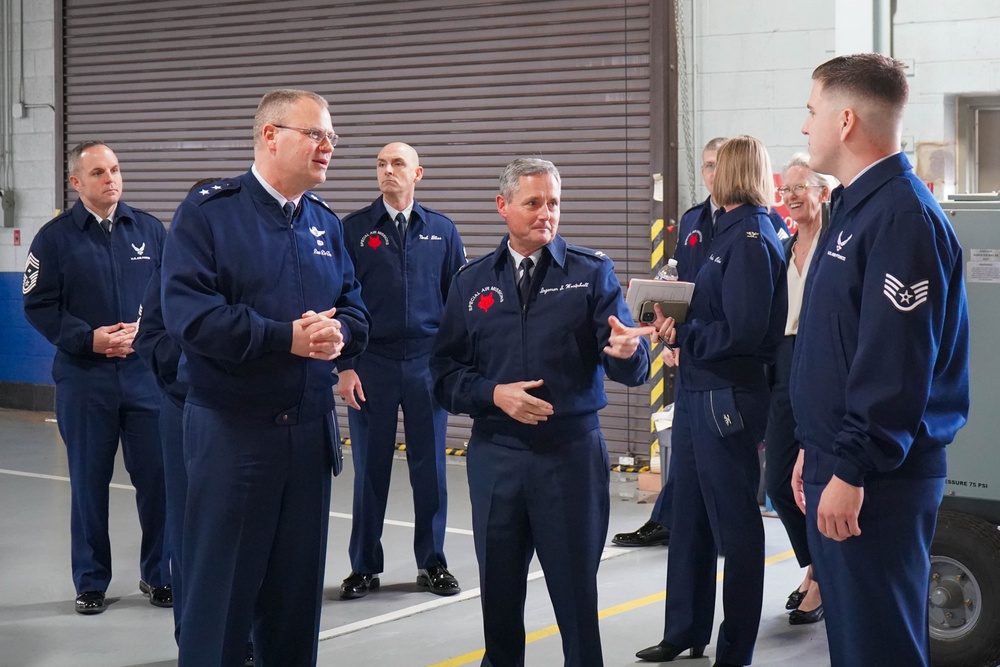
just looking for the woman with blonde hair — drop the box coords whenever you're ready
[637,135,788,666]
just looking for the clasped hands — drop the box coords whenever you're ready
[93,321,138,358]
[291,308,344,361]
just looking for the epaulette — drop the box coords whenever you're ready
[457,253,492,273]
[189,179,239,205]
[418,204,454,222]
[304,191,336,214]
[342,203,375,224]
[566,244,613,263]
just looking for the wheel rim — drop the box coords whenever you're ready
[928,555,983,641]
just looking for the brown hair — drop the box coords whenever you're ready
[712,135,773,208]
[812,54,908,127]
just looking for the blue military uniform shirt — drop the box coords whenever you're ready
[160,171,370,423]
[23,199,165,361]
[790,152,970,486]
[431,234,650,440]
[337,196,465,367]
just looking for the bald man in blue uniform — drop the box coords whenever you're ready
[337,142,466,599]
[161,89,369,666]
[432,158,652,667]
[792,55,969,667]
[22,141,170,615]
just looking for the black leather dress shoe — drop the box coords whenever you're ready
[612,520,670,547]
[139,580,173,607]
[785,586,806,610]
[635,641,705,661]
[789,604,824,625]
[340,572,379,599]
[417,565,460,596]
[75,590,106,615]
[712,662,743,667]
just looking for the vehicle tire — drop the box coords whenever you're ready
[929,510,1000,667]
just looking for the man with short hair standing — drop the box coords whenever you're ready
[791,54,970,667]
[161,89,369,666]
[337,142,465,599]
[432,158,653,667]
[22,141,170,615]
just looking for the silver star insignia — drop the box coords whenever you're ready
[212,185,222,190]
[199,189,209,195]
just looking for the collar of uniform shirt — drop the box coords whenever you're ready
[506,243,543,273]
[382,200,414,225]
[250,163,302,209]
[848,151,899,187]
[83,204,118,227]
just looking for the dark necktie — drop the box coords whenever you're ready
[99,217,112,234]
[395,212,407,245]
[283,201,295,223]
[518,257,534,303]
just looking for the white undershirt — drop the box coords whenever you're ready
[785,232,820,336]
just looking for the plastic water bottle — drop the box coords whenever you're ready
[656,258,679,281]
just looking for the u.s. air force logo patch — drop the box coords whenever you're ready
[884,273,928,312]
[22,252,39,294]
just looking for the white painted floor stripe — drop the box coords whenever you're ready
[318,547,632,641]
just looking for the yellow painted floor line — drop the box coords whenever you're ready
[425,549,798,667]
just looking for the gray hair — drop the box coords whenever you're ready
[68,141,109,176]
[498,158,561,200]
[703,136,728,153]
[253,88,329,145]
[783,152,838,191]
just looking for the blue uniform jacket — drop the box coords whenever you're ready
[675,196,788,282]
[134,265,187,405]
[677,204,787,391]
[337,196,465,368]
[430,234,651,440]
[23,199,165,362]
[790,153,970,486]
[160,171,370,423]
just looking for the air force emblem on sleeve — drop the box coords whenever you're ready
[884,273,929,312]
[22,252,39,294]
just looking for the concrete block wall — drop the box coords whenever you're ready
[678,0,1000,207]
[1,0,57,402]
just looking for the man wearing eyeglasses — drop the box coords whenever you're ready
[336,143,466,600]
[161,88,370,666]
[612,135,790,550]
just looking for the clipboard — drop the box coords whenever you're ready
[625,278,694,324]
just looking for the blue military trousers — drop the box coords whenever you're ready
[53,354,168,594]
[468,425,609,667]
[177,403,332,667]
[803,454,943,667]
[347,351,449,573]
[662,385,768,666]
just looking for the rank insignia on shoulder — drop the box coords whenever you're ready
[746,230,760,239]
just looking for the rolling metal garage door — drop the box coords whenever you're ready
[60,0,658,456]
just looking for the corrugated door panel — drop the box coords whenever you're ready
[62,0,654,456]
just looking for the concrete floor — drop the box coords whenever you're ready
[0,408,832,667]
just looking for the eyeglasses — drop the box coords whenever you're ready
[701,162,716,171]
[273,125,339,147]
[776,183,820,196]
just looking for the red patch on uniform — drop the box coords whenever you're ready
[478,293,495,311]
[687,234,698,246]
[368,236,382,249]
